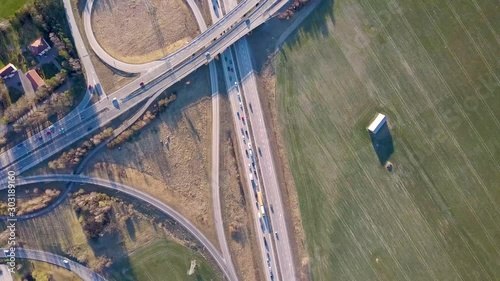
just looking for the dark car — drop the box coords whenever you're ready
[245,150,249,158]
[88,85,92,90]
[17,143,23,148]
[249,102,253,113]
[87,127,92,131]
[245,130,249,138]
[140,82,145,87]
[46,130,51,135]
[38,136,43,141]
[263,237,268,249]
[274,232,279,240]
[270,204,274,213]
[258,147,262,157]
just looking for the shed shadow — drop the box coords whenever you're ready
[369,122,394,165]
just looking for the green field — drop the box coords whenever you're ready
[0,0,29,19]
[109,239,220,281]
[277,0,500,280]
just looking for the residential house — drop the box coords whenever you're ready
[29,37,51,56]
[26,70,45,91]
[0,63,18,79]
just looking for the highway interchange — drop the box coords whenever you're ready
[0,0,298,280]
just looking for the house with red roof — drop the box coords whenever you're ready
[26,69,46,91]
[0,63,18,79]
[29,37,51,56]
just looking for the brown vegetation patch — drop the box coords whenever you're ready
[91,0,200,64]
[0,188,61,216]
[83,68,216,244]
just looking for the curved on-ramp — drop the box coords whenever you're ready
[8,174,237,281]
[2,248,107,281]
[82,0,206,73]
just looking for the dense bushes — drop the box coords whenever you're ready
[70,191,113,239]
[107,94,177,148]
[48,128,114,170]
[278,0,310,20]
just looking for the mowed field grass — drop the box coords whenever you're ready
[276,0,499,280]
[109,240,220,281]
[0,0,29,19]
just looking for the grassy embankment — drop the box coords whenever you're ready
[277,0,499,280]
[109,240,219,281]
[0,0,29,19]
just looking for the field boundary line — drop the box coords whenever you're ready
[469,0,500,45]
[442,0,499,84]
[365,0,500,259]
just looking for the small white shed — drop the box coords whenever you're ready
[367,113,387,134]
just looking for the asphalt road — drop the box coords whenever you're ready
[233,38,297,281]
[0,0,283,177]
[2,248,107,281]
[82,0,263,73]
[4,174,236,281]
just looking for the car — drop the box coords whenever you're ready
[227,66,230,71]
[46,130,51,135]
[245,130,249,138]
[112,97,119,108]
[140,82,145,87]
[38,136,43,141]
[237,94,241,101]
[231,67,234,72]
[255,201,259,209]
[239,102,243,111]
[59,127,65,132]
[270,270,274,280]
[248,164,252,172]
[49,125,55,132]
[87,127,92,131]
[258,147,262,157]
[88,85,93,90]
[224,56,227,61]
[246,19,251,27]
[248,143,252,149]
[241,116,245,124]
[229,59,232,65]
[241,128,245,136]
[242,136,246,144]
[270,204,274,213]
[254,170,257,177]
[249,102,253,113]
[274,232,279,240]
[263,237,268,249]
[245,150,249,158]
[63,259,69,264]
[205,52,210,59]
[237,112,240,119]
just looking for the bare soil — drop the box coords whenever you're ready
[218,95,261,281]
[82,67,218,245]
[91,0,200,64]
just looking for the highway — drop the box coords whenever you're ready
[233,38,297,281]
[4,174,237,281]
[2,248,107,281]
[82,0,263,73]
[0,0,284,177]
[215,0,284,279]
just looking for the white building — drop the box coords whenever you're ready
[367,113,387,134]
